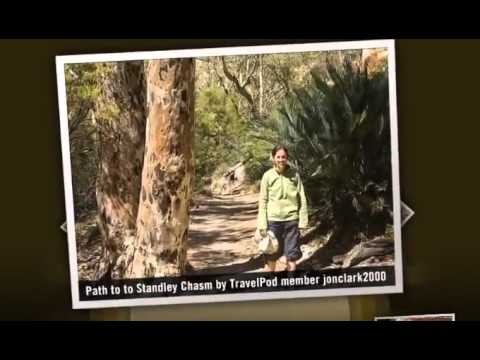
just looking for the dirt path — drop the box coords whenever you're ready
[76,193,394,280]
[186,193,263,274]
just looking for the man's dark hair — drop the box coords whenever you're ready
[271,144,289,158]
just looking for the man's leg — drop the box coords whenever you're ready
[285,221,302,272]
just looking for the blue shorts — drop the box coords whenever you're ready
[264,220,302,262]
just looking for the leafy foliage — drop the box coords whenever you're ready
[67,50,394,243]
[276,56,392,238]
[65,63,102,215]
[193,53,325,190]
[194,86,272,190]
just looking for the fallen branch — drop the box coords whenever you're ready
[334,237,394,268]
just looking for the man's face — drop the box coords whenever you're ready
[274,149,288,171]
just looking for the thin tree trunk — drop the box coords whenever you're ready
[119,58,195,279]
[94,62,146,279]
[259,54,263,117]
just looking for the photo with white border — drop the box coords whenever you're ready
[56,39,403,309]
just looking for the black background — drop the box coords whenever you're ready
[0,39,479,320]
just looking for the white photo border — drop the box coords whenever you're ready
[56,39,403,310]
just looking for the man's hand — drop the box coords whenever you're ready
[255,229,267,241]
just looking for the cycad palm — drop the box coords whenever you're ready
[277,56,392,240]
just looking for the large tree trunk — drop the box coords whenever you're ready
[118,58,195,279]
[94,62,146,279]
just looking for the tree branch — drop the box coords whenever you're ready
[211,59,241,118]
[69,102,93,135]
[266,63,291,94]
[221,57,255,106]
[241,57,259,88]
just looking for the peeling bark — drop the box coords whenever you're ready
[94,62,146,279]
[118,59,195,279]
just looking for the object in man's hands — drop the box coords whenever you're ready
[254,229,267,240]
[257,230,279,255]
